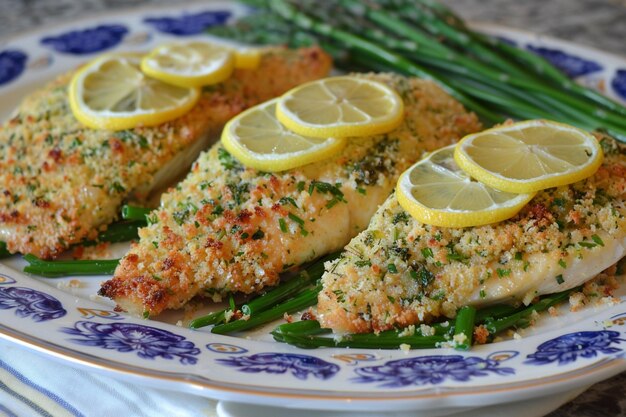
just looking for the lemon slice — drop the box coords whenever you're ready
[221,98,346,172]
[276,76,404,138]
[232,47,261,69]
[396,145,535,228]
[141,41,235,88]
[69,54,200,131]
[454,120,603,194]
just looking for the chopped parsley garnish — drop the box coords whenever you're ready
[227,182,249,205]
[410,266,434,287]
[252,228,265,240]
[392,212,410,225]
[421,247,433,259]
[279,196,298,208]
[110,181,126,193]
[308,180,347,208]
[555,274,565,285]
[446,246,469,263]
[387,263,398,274]
[591,234,605,247]
[278,218,288,233]
[558,259,567,268]
[431,290,446,301]
[551,198,566,208]
[390,243,410,261]
[117,130,148,149]
[333,289,345,303]
[288,212,305,225]
[173,210,190,225]
[579,241,597,248]
[496,268,511,277]
[355,259,372,268]
[199,180,213,190]
[288,212,309,236]
[218,148,241,170]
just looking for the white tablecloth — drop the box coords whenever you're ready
[0,339,218,417]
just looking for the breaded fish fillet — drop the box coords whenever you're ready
[0,47,331,259]
[318,136,626,334]
[99,73,481,316]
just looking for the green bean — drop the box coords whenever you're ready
[453,306,476,351]
[211,285,321,334]
[121,205,151,221]
[485,287,577,334]
[241,258,329,316]
[273,330,447,349]
[474,304,520,323]
[273,319,332,336]
[189,310,227,329]
[0,242,11,258]
[23,254,119,277]
[92,220,145,244]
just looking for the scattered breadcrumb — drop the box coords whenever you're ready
[452,333,467,346]
[473,325,489,345]
[300,308,317,321]
[56,279,84,289]
[420,324,436,336]
[399,325,416,337]
[569,292,588,312]
[73,243,113,260]
[224,309,235,323]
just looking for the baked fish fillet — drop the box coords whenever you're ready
[318,136,626,334]
[0,47,331,259]
[99,73,481,316]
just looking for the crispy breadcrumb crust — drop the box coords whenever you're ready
[318,136,626,334]
[100,74,481,316]
[0,47,331,258]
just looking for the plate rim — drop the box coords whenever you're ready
[0,1,625,412]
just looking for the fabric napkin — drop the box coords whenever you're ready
[0,338,218,417]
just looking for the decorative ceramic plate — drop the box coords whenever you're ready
[0,1,625,414]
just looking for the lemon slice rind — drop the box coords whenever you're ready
[276,76,405,138]
[232,47,262,69]
[396,145,535,228]
[221,98,346,172]
[454,120,603,194]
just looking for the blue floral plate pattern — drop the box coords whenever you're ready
[0,2,625,413]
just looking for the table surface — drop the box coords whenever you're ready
[0,0,624,416]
